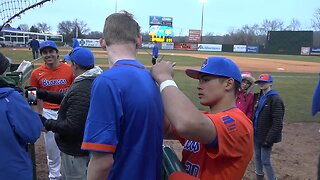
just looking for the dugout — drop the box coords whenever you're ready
[264,31,313,55]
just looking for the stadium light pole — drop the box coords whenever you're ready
[200,0,207,43]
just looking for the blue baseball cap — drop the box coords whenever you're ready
[255,74,273,83]
[40,40,58,53]
[64,47,94,67]
[185,56,242,83]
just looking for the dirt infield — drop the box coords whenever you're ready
[87,51,320,73]
[32,51,320,179]
[16,47,320,73]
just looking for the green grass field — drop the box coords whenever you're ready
[1,47,319,122]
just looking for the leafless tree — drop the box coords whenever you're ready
[57,19,90,42]
[286,18,301,31]
[260,19,284,34]
[312,8,320,31]
[17,24,29,31]
[36,22,51,33]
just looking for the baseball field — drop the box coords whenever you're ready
[2,47,320,179]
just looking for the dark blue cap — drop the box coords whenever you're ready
[40,40,58,53]
[185,56,242,83]
[64,47,94,67]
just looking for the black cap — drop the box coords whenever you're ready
[0,52,9,75]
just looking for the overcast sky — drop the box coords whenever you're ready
[8,0,319,35]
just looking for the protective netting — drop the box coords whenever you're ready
[0,0,53,31]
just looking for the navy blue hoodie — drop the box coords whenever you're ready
[0,87,42,180]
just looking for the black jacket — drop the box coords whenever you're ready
[254,91,285,145]
[44,67,102,156]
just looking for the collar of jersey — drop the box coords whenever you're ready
[114,59,145,69]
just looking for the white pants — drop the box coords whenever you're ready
[43,108,62,180]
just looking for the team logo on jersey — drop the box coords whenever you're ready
[184,140,200,153]
[222,116,237,132]
[42,79,67,87]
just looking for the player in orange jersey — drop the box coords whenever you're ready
[29,40,75,180]
[151,56,254,180]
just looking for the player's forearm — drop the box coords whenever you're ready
[161,86,215,143]
[87,152,113,180]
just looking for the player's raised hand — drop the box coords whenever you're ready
[151,61,176,84]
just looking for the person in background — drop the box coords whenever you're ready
[236,71,255,120]
[81,11,163,180]
[28,36,40,59]
[253,74,285,180]
[29,40,75,180]
[0,52,43,179]
[152,41,158,65]
[151,56,254,180]
[38,47,102,180]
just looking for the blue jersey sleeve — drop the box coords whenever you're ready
[82,76,123,153]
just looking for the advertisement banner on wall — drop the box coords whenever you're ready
[198,44,222,52]
[246,46,259,53]
[233,45,247,52]
[300,47,311,55]
[78,39,100,47]
[188,29,201,43]
[161,42,174,50]
[174,43,198,50]
[141,42,154,49]
[310,47,320,56]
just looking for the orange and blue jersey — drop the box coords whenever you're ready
[176,108,253,180]
[29,63,75,109]
[82,60,164,180]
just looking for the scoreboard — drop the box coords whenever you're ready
[149,16,173,42]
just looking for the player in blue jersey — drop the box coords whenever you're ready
[81,11,164,180]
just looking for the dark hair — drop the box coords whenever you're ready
[103,10,141,46]
[72,61,94,70]
[218,77,241,95]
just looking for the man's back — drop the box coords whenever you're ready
[83,60,163,180]
[29,39,39,50]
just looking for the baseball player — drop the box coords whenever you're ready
[29,40,75,180]
[151,56,254,179]
[28,36,40,60]
[152,41,159,65]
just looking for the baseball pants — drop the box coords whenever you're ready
[43,108,62,180]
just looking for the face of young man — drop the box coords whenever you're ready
[41,48,59,66]
[197,74,227,106]
[258,82,272,90]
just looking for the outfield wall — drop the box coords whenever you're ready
[141,42,320,56]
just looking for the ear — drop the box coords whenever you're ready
[136,35,142,49]
[100,38,107,51]
[225,78,235,91]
